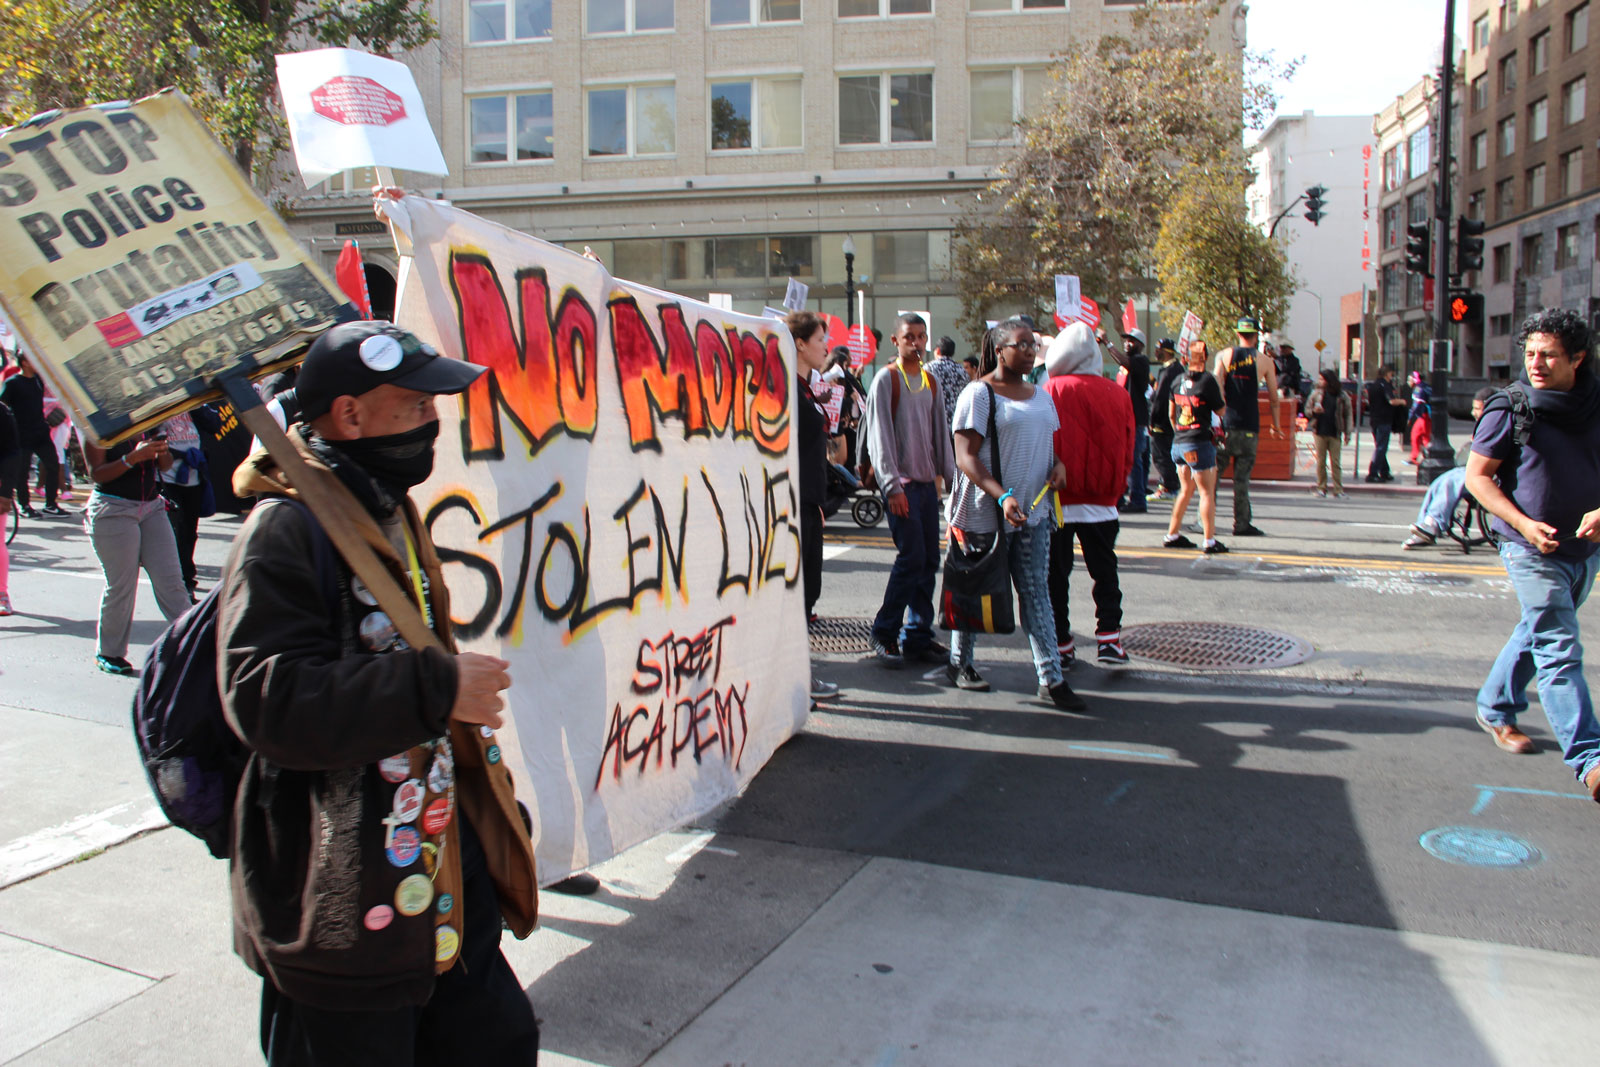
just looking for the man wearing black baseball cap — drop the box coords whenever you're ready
[215,321,545,1065]
[1212,316,1283,537]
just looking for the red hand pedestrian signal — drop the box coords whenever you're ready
[1450,297,1468,321]
[1447,291,1483,324]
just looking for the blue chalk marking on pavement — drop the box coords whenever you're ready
[1104,779,1135,807]
[1470,784,1593,815]
[1067,744,1172,761]
[1419,826,1542,868]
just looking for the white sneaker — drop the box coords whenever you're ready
[0,593,11,616]
[810,678,840,700]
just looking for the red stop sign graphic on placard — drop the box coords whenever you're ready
[310,76,406,126]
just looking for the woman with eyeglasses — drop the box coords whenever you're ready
[944,318,1083,710]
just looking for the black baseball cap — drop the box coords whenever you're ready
[296,322,484,422]
[1156,338,1176,351]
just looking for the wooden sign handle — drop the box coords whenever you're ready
[215,373,443,654]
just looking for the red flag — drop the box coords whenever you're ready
[336,239,374,319]
[1080,297,1101,329]
[1121,299,1138,334]
[1058,296,1103,330]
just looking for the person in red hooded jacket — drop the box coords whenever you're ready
[1044,323,1135,668]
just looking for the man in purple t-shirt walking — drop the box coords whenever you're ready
[1467,308,1600,802]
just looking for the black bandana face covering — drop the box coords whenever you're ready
[338,420,440,492]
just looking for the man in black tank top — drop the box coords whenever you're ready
[1212,317,1282,536]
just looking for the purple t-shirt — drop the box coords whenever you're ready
[1471,403,1600,560]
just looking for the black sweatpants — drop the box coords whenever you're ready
[16,438,57,510]
[801,503,824,618]
[1149,431,1179,493]
[161,481,206,591]
[259,817,539,1067]
[1048,519,1123,643]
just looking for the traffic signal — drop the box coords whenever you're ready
[1448,291,1484,323]
[1304,185,1327,226]
[1456,216,1486,275]
[1405,222,1432,277]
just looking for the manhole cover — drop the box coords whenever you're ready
[809,616,875,655]
[1419,827,1542,868]
[1119,622,1312,671]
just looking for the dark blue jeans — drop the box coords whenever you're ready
[873,480,941,652]
[1368,424,1392,480]
[1124,426,1149,508]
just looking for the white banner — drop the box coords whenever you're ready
[276,48,448,187]
[384,197,810,883]
[1177,310,1204,354]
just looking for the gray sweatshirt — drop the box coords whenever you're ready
[865,361,955,494]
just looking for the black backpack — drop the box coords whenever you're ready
[132,498,337,858]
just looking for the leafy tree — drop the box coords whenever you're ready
[1153,163,1295,349]
[0,1,436,182]
[951,0,1298,347]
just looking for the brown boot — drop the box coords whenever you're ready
[1476,716,1535,754]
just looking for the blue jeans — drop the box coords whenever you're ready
[951,521,1063,687]
[873,480,941,652]
[1416,467,1466,534]
[1124,426,1149,509]
[1478,543,1600,782]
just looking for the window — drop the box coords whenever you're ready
[588,0,674,33]
[969,67,1048,141]
[469,92,553,163]
[1521,232,1544,271]
[1557,223,1581,267]
[1471,131,1488,170]
[972,0,1065,9]
[1474,14,1491,50]
[1526,163,1547,208]
[1408,127,1430,177]
[1382,204,1400,247]
[1382,146,1403,190]
[709,78,802,150]
[1561,148,1584,196]
[1570,3,1590,52]
[1530,96,1549,142]
[1498,115,1516,156]
[768,235,816,279]
[839,0,931,15]
[1531,30,1551,75]
[1405,191,1427,225]
[1492,243,1511,282]
[1381,264,1402,311]
[1468,189,1486,220]
[469,0,552,42]
[1381,324,1403,362]
[839,72,933,144]
[1406,320,1431,371]
[587,84,675,156]
[1496,177,1515,218]
[1406,269,1425,307]
[612,239,663,282]
[1472,74,1489,111]
[1501,0,1518,32]
[1564,76,1586,125]
[709,0,799,24]
[1490,313,1512,337]
[1500,53,1518,94]
[873,232,929,280]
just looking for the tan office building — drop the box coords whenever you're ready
[1461,0,1600,377]
[281,0,1245,350]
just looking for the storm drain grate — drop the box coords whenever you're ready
[1120,622,1313,671]
[809,616,876,655]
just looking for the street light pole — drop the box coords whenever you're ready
[1419,0,1456,486]
[843,235,857,332]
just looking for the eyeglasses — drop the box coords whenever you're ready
[1001,340,1039,351]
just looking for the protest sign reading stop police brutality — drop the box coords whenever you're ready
[0,91,353,444]
[381,195,810,883]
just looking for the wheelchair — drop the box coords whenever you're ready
[1446,492,1499,554]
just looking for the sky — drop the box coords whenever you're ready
[1247,0,1470,122]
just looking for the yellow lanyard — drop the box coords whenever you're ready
[399,522,434,631]
[896,360,929,393]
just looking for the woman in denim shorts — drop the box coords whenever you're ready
[1163,341,1229,555]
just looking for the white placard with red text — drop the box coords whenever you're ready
[384,196,809,884]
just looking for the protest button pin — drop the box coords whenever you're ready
[363,904,394,931]
[427,755,454,794]
[479,725,494,739]
[421,798,452,835]
[436,892,454,916]
[386,826,421,868]
[378,754,410,783]
[395,873,434,916]
[393,779,425,823]
[359,334,404,371]
[486,744,501,765]
[434,925,460,964]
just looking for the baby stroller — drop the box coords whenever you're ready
[824,462,883,527]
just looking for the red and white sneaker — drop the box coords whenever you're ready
[1096,632,1129,666]
[0,593,12,617]
[1058,638,1076,670]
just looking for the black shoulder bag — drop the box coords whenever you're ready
[938,384,1016,634]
